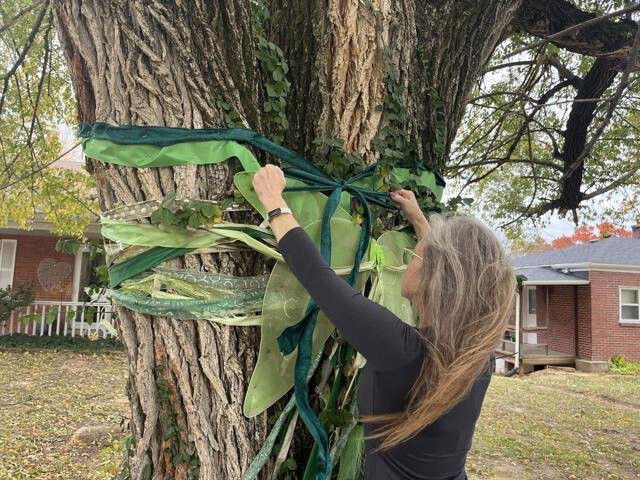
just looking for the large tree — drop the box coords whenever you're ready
[1,0,638,478]
[50,2,523,478]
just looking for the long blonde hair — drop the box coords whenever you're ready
[365,214,516,450]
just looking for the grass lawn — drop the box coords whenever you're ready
[1,351,638,480]
[0,350,128,480]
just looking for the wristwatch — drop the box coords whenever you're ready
[267,207,292,220]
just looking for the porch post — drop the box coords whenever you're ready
[70,246,88,302]
[514,291,521,369]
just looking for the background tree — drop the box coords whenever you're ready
[523,222,633,252]
[1,0,639,478]
[450,0,640,240]
[0,0,96,237]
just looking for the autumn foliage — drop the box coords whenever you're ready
[535,223,633,251]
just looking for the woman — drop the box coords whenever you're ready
[252,165,516,480]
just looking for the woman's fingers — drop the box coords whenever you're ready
[390,189,416,206]
[252,165,287,209]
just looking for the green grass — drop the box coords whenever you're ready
[468,369,640,479]
[0,351,638,480]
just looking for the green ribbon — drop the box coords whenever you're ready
[82,137,261,172]
[109,247,193,287]
[78,122,445,480]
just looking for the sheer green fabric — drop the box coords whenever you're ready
[374,230,417,326]
[102,220,283,286]
[83,138,260,172]
[234,172,351,224]
[244,217,367,417]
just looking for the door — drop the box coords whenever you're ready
[523,286,538,344]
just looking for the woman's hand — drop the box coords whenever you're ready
[390,189,430,239]
[252,165,287,211]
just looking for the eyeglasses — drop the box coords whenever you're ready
[403,247,423,265]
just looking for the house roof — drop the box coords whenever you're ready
[516,266,589,285]
[513,237,640,269]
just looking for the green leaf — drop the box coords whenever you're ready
[319,408,354,428]
[161,193,177,208]
[199,203,218,218]
[188,212,205,229]
[151,208,178,226]
[272,68,284,82]
[266,84,278,97]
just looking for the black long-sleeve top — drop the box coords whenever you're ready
[279,227,492,480]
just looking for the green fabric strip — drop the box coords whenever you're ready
[78,122,331,179]
[153,267,270,290]
[101,220,283,262]
[109,247,193,287]
[110,289,264,324]
[79,122,444,480]
[83,138,260,172]
[242,352,323,480]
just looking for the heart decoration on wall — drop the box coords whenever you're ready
[37,258,73,292]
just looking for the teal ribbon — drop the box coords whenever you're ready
[78,122,443,480]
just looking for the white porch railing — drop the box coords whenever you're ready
[1,301,116,339]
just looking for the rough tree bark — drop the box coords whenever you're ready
[51,0,521,478]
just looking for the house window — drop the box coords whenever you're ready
[620,287,640,322]
[528,288,537,314]
[0,239,17,289]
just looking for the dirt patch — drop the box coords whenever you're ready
[532,383,640,410]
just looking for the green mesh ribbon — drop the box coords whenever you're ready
[79,122,445,480]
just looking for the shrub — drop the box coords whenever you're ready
[0,284,35,323]
[0,333,123,352]
[609,355,640,375]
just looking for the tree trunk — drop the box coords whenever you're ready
[52,0,522,478]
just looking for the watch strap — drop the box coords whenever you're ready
[267,207,292,220]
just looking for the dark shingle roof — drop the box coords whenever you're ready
[513,237,640,268]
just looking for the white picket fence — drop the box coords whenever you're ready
[1,301,116,339]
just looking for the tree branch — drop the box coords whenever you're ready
[582,164,640,201]
[563,23,640,179]
[0,1,50,114]
[0,142,81,191]
[514,0,639,61]
[0,0,45,35]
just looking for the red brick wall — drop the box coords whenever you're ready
[1,234,76,301]
[546,286,576,355]
[589,270,640,361]
[521,285,592,358]
[531,285,578,355]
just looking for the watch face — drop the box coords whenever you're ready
[268,208,282,218]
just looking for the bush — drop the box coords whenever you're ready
[0,284,35,322]
[609,355,640,375]
[0,333,123,352]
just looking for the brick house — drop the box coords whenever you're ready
[0,214,113,337]
[0,214,100,301]
[497,226,640,373]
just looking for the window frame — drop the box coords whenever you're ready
[527,287,537,315]
[619,286,640,324]
[0,239,18,290]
